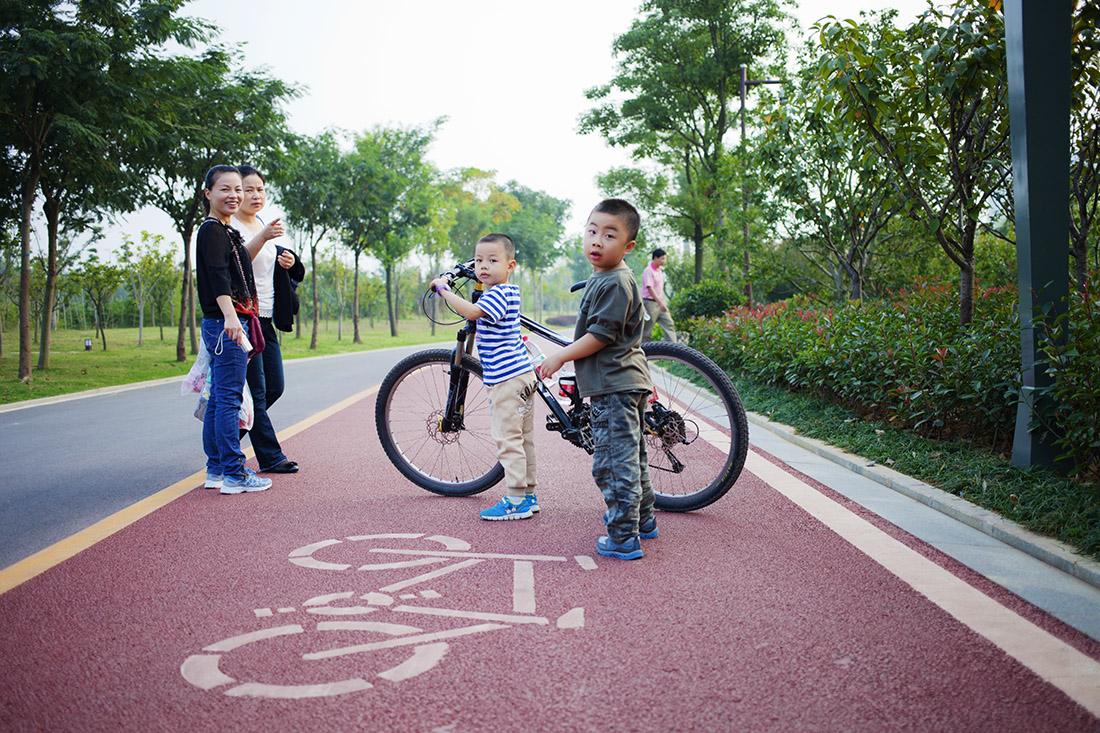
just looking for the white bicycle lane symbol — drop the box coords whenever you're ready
[180,533,596,699]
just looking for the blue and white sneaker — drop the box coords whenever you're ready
[480,496,534,521]
[204,472,224,489]
[524,494,540,513]
[596,535,644,560]
[602,510,659,539]
[220,473,272,495]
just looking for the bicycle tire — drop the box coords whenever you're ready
[643,341,749,511]
[375,349,504,496]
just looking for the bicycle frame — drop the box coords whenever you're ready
[436,263,589,451]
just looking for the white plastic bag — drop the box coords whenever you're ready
[192,356,253,430]
[238,385,254,431]
[181,338,211,395]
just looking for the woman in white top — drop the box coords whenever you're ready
[232,164,304,474]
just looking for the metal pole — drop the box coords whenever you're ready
[1004,0,1071,469]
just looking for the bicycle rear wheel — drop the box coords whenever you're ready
[375,349,504,496]
[643,341,749,511]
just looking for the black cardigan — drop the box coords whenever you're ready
[272,245,305,332]
[196,219,257,317]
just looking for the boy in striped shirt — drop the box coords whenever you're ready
[431,234,539,520]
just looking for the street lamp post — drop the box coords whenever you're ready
[739,63,783,306]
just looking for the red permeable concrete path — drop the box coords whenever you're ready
[1,392,1098,732]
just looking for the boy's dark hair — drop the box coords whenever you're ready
[651,248,666,259]
[238,164,265,182]
[592,198,640,241]
[201,164,241,214]
[479,232,515,259]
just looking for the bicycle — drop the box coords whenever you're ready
[374,260,749,511]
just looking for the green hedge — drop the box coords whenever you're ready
[672,280,742,321]
[684,278,1100,480]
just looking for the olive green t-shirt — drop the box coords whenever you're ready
[573,263,652,398]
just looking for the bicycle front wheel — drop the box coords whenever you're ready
[643,341,749,511]
[375,349,504,496]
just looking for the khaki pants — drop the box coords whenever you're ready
[487,370,538,495]
[642,299,678,342]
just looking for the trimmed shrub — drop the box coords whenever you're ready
[1040,272,1100,477]
[684,282,1032,452]
[672,280,741,321]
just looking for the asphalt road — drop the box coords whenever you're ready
[0,342,437,569]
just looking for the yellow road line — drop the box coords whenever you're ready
[0,385,380,596]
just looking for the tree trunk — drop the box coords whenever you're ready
[352,252,362,344]
[385,262,397,337]
[136,292,145,346]
[37,194,61,370]
[958,220,977,326]
[1072,237,1088,294]
[693,221,704,284]
[98,305,107,350]
[309,242,318,350]
[176,230,192,361]
[187,272,197,355]
[18,167,40,381]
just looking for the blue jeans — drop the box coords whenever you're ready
[243,317,288,469]
[201,317,250,479]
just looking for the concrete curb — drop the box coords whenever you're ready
[746,410,1100,591]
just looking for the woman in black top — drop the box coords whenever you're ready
[195,164,271,495]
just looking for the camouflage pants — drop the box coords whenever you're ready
[590,390,655,543]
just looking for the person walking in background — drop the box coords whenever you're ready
[196,165,271,495]
[641,247,677,343]
[232,164,304,475]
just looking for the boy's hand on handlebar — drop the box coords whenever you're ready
[430,277,451,294]
[538,353,564,380]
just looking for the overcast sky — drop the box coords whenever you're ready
[96,0,927,258]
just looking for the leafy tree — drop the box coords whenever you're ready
[817,3,1012,324]
[345,124,437,337]
[580,0,791,282]
[1070,0,1100,290]
[137,50,297,360]
[74,251,123,351]
[502,182,569,319]
[760,39,897,301]
[441,168,520,263]
[0,0,204,378]
[118,232,175,346]
[417,189,458,336]
[272,131,342,349]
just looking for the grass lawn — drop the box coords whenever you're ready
[0,318,451,405]
[732,375,1100,562]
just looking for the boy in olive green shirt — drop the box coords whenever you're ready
[538,199,656,560]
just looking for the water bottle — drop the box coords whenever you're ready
[522,335,546,367]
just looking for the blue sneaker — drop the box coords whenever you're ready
[602,510,659,539]
[480,496,533,521]
[220,473,272,495]
[525,494,540,513]
[204,472,224,489]
[596,535,644,560]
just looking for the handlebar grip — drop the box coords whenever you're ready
[569,280,588,293]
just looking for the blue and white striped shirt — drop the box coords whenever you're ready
[475,283,533,386]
